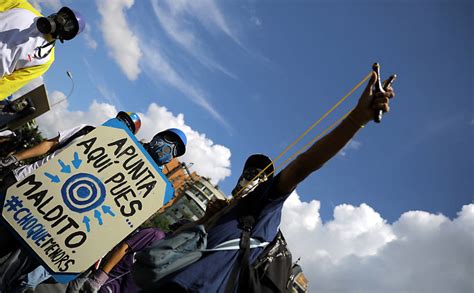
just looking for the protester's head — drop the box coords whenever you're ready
[36,7,85,42]
[116,111,142,135]
[145,128,187,166]
[231,154,274,197]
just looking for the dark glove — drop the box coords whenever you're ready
[0,155,18,171]
[66,269,92,293]
[79,269,109,293]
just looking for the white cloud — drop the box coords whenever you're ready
[250,16,262,26]
[95,85,113,102]
[150,0,237,79]
[82,24,98,50]
[37,91,117,135]
[82,58,123,109]
[281,193,474,293]
[155,0,240,45]
[141,44,232,133]
[97,0,142,80]
[95,0,231,131]
[339,139,362,156]
[36,91,231,184]
[29,0,62,12]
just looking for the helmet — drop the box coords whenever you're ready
[37,7,85,41]
[146,128,187,166]
[71,9,85,35]
[116,111,141,134]
[153,128,187,157]
[243,154,274,179]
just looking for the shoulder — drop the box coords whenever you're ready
[0,1,41,16]
[237,174,293,217]
[15,1,41,16]
[249,174,291,203]
[125,228,166,252]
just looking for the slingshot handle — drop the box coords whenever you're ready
[372,63,384,123]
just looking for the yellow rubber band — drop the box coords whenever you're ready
[234,72,372,197]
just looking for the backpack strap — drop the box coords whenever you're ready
[201,238,268,252]
[224,215,255,293]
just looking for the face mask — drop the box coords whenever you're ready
[242,168,266,181]
[36,11,76,41]
[231,173,266,197]
[147,136,177,166]
[239,178,259,195]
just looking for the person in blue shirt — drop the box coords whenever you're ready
[136,71,396,292]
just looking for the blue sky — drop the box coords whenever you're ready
[36,0,472,224]
[25,0,472,290]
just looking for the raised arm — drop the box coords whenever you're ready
[101,243,129,273]
[276,72,395,194]
[0,136,60,171]
[14,136,59,161]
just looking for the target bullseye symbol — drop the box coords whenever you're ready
[61,173,106,213]
[77,186,90,198]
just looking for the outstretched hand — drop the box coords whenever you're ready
[79,269,109,293]
[351,72,396,126]
[204,198,229,218]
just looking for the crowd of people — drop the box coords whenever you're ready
[0,1,397,292]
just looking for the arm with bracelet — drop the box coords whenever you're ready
[276,69,396,195]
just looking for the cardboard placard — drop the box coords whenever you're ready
[1,119,173,282]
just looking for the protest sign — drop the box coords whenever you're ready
[0,119,173,282]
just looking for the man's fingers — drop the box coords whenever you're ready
[363,71,377,97]
[371,96,390,113]
[383,79,393,89]
[383,86,396,99]
[386,90,395,99]
[371,102,390,113]
[383,74,397,98]
[375,90,394,100]
[373,95,390,103]
[383,74,396,87]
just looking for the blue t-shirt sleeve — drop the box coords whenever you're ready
[253,173,294,211]
[125,228,166,253]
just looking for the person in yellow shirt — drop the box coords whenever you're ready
[0,0,85,100]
